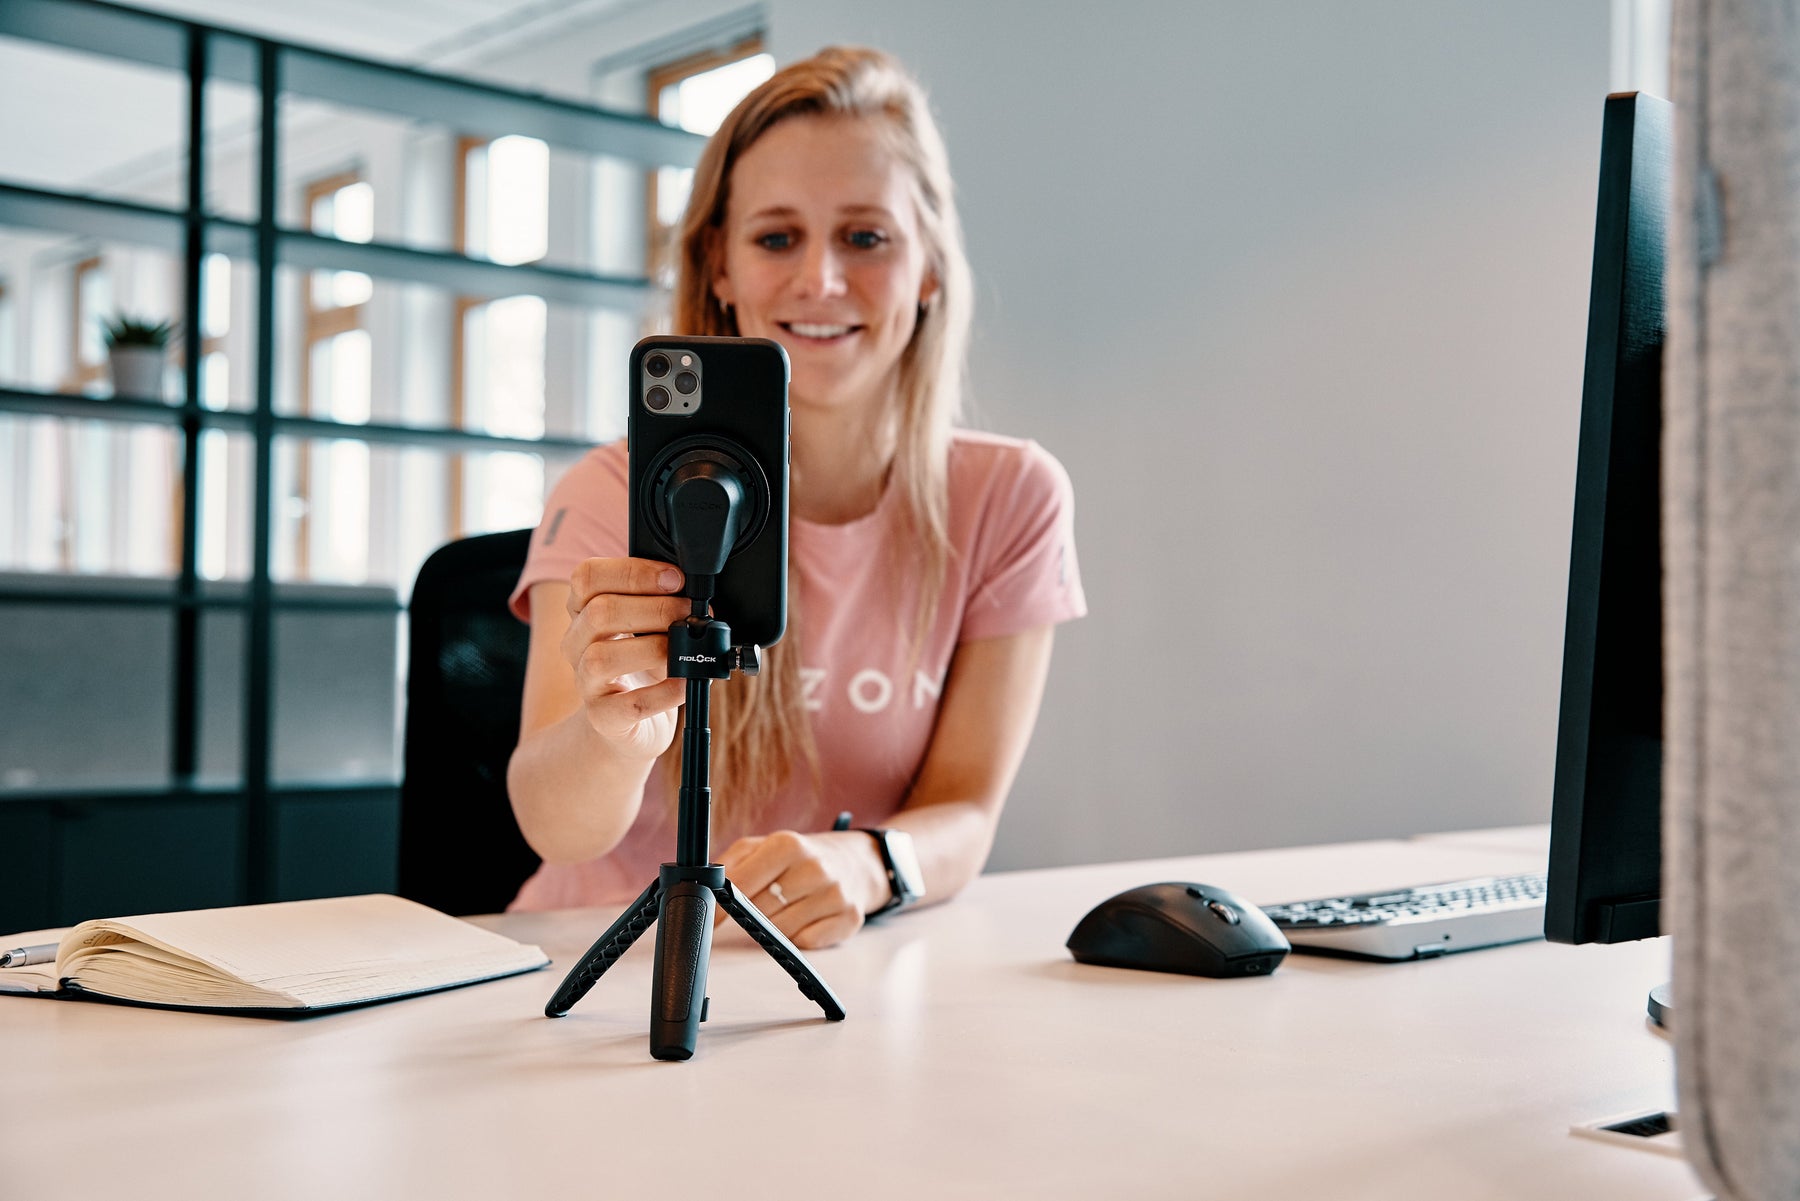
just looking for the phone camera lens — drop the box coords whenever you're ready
[645,353,671,378]
[646,385,671,411]
[674,371,699,395]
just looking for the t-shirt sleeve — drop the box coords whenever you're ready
[508,442,630,622]
[958,440,1087,642]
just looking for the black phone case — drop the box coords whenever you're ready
[627,335,790,649]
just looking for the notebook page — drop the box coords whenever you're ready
[73,950,268,1007]
[83,895,545,1004]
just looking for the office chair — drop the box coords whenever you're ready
[398,528,540,916]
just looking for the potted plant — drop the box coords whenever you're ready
[103,315,176,399]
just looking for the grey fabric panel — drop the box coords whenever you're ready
[1668,2,1800,1198]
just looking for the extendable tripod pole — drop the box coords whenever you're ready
[543,612,845,1059]
[543,454,844,1061]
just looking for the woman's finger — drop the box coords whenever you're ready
[581,675,686,739]
[567,557,684,614]
[754,877,795,916]
[765,872,855,941]
[793,907,862,950]
[720,833,785,894]
[573,634,669,695]
[569,592,693,644]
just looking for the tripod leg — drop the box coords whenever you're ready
[649,881,715,1061]
[716,879,847,1021]
[544,877,663,1018]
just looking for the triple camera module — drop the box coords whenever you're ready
[642,349,703,415]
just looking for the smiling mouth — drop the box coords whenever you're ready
[781,322,861,340]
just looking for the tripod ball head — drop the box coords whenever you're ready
[668,614,733,680]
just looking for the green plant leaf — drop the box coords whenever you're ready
[102,314,177,348]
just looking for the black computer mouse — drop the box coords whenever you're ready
[1067,881,1290,978]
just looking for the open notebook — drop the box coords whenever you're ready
[0,894,549,1016]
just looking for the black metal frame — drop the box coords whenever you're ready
[0,0,705,904]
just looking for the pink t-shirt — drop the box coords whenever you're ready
[505,428,1086,909]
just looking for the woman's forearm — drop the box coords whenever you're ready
[882,797,1000,909]
[507,709,658,864]
[875,627,1059,910]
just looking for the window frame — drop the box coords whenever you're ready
[168,253,229,403]
[642,34,766,278]
[67,255,109,394]
[0,279,12,377]
[450,133,553,539]
[297,169,372,578]
[449,135,483,539]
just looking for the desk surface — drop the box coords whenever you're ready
[0,829,1704,1201]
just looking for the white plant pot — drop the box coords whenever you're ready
[109,345,166,399]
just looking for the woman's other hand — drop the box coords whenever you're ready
[719,829,890,949]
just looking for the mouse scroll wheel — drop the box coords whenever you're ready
[1207,900,1241,925]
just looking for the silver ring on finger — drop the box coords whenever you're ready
[767,881,788,908]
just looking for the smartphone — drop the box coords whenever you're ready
[627,334,790,650]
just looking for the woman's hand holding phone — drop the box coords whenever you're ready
[562,555,693,762]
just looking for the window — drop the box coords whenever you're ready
[69,255,110,394]
[297,172,374,581]
[0,281,15,382]
[461,134,550,267]
[0,279,20,567]
[0,3,711,927]
[27,252,182,575]
[198,252,231,408]
[645,39,773,279]
[177,252,233,579]
[453,135,551,537]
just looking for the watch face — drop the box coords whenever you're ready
[886,830,925,900]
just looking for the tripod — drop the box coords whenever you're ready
[543,455,845,1061]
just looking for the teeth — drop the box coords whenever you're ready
[788,323,853,339]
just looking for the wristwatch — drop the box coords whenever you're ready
[860,827,925,917]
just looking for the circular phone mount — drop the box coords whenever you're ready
[637,434,771,564]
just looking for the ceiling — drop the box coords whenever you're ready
[1,0,639,200]
[119,0,611,68]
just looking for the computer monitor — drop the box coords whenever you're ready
[1544,91,1672,950]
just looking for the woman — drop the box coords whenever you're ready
[505,46,1084,948]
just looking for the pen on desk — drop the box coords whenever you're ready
[0,944,57,968]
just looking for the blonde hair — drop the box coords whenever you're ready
[665,45,972,815]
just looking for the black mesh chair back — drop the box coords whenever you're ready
[399,529,540,916]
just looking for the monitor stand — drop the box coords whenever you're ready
[1648,981,1673,1028]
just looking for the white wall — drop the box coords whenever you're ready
[1,0,1621,868]
[750,1,1612,867]
[457,0,1615,869]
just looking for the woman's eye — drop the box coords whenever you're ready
[845,229,887,250]
[756,232,793,251]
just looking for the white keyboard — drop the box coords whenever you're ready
[1259,872,1547,961]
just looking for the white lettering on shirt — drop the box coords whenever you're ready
[801,667,827,713]
[848,669,894,714]
[799,667,945,714]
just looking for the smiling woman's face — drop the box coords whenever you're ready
[711,113,938,419]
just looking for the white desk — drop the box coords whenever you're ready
[0,829,1705,1200]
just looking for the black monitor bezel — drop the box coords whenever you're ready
[1544,91,1672,947]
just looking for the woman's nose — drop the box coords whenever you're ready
[796,242,847,298]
